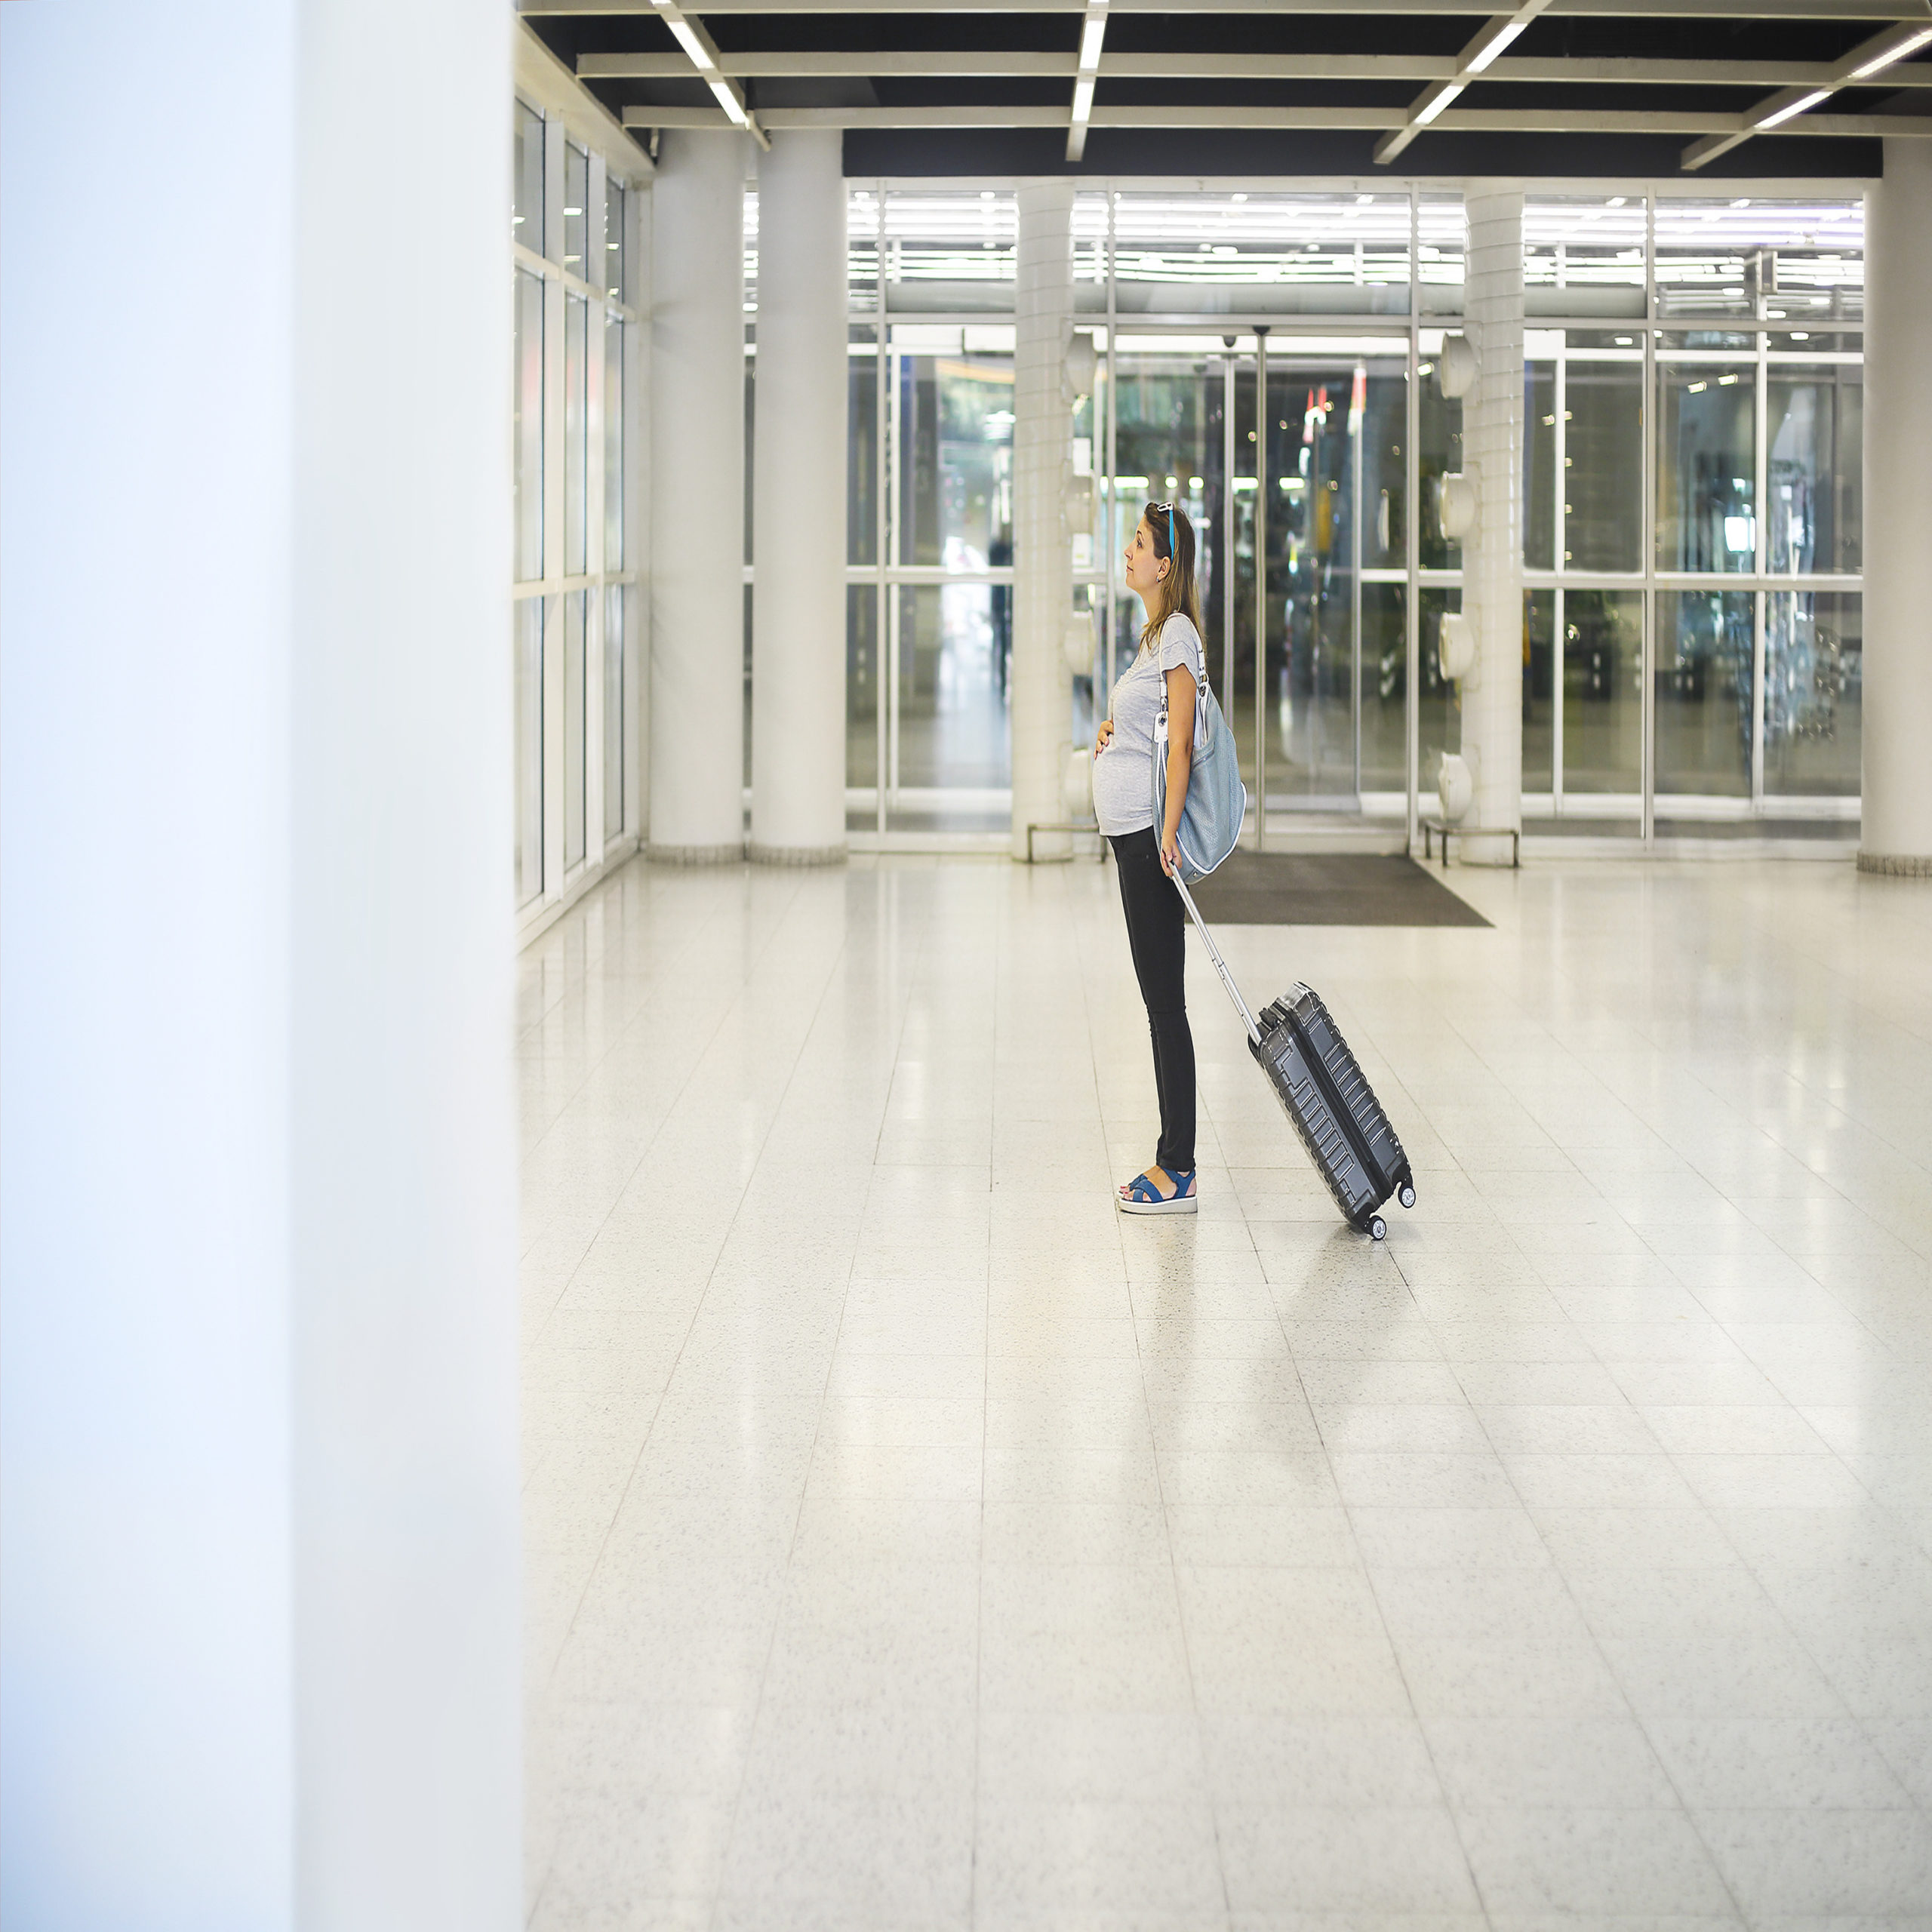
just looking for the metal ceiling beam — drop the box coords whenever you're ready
[621,99,1932,135]
[581,48,1932,86]
[584,51,1084,78]
[644,0,769,146]
[535,0,1928,16]
[1374,0,1553,164]
[1682,9,1932,166]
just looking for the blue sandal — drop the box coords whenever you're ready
[1118,1167,1198,1216]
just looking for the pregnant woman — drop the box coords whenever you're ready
[1091,501,1206,1215]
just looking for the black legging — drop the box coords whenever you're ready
[1109,827,1196,1177]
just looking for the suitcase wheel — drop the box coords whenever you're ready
[1368,1214,1387,1242]
[1398,1182,1417,1211]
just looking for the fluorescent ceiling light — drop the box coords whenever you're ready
[707,77,749,126]
[1850,24,1932,79]
[665,17,712,72]
[1413,82,1463,126]
[1071,74,1096,121]
[1078,13,1107,72]
[1755,89,1829,130]
[1464,19,1529,75]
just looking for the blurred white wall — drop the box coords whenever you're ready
[1,3,521,1927]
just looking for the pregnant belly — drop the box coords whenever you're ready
[1091,744,1152,834]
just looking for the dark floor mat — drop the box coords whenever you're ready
[1186,852,1491,927]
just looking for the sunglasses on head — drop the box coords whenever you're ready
[1146,500,1177,556]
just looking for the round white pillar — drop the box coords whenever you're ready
[1860,140,1932,875]
[750,131,848,864]
[1460,183,1525,866]
[649,130,749,862]
[1011,180,1075,862]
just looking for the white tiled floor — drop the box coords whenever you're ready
[518,852,1932,1931]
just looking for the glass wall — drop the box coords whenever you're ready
[512,100,639,917]
[803,184,1864,843]
[1518,194,1863,829]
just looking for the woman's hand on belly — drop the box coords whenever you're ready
[1094,719,1114,754]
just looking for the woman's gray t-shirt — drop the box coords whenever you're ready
[1091,613,1206,837]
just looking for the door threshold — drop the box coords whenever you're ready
[1251,816,1410,856]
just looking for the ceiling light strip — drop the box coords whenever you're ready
[1684,13,1931,169]
[1067,0,1108,162]
[1374,0,1552,163]
[648,0,768,148]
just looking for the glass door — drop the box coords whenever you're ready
[881,328,1015,834]
[1113,334,1411,838]
[1106,351,1232,705]
[1246,342,1410,827]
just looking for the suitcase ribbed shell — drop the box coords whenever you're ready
[1250,984,1412,1235]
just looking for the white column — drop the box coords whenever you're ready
[649,130,749,861]
[1460,183,1525,864]
[1860,139,1932,875]
[751,131,848,863]
[1011,180,1076,862]
[1,3,519,1927]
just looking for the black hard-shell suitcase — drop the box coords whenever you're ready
[1172,875,1416,1241]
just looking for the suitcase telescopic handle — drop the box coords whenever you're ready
[1170,872,1262,1047]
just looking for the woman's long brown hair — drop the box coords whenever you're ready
[1138,500,1204,654]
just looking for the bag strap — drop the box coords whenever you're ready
[1154,622,1209,728]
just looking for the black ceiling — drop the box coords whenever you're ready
[521,5,1931,179]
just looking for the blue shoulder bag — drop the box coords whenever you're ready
[1151,633,1247,884]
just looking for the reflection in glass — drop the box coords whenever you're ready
[846,188,880,313]
[1417,370,1463,571]
[1113,355,1228,689]
[1563,590,1643,795]
[515,598,543,907]
[565,592,586,868]
[1766,592,1860,796]
[513,102,543,253]
[1524,590,1555,794]
[603,178,625,300]
[1417,195,1466,314]
[562,143,588,279]
[604,318,623,571]
[1655,589,1752,797]
[745,343,756,567]
[894,584,1010,797]
[847,585,878,792]
[1525,362,1556,571]
[514,269,543,583]
[1360,583,1406,793]
[603,586,623,841]
[1657,365,1755,573]
[1524,198,1647,309]
[1359,366,1407,573]
[1417,587,1462,804]
[881,191,1016,315]
[1767,366,1861,575]
[848,331,878,567]
[1654,198,1863,324]
[1069,593,1104,755]
[1565,359,1641,571]
[894,351,1012,571]
[1267,364,1360,801]
[565,295,587,577]
[1109,193,1413,316]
